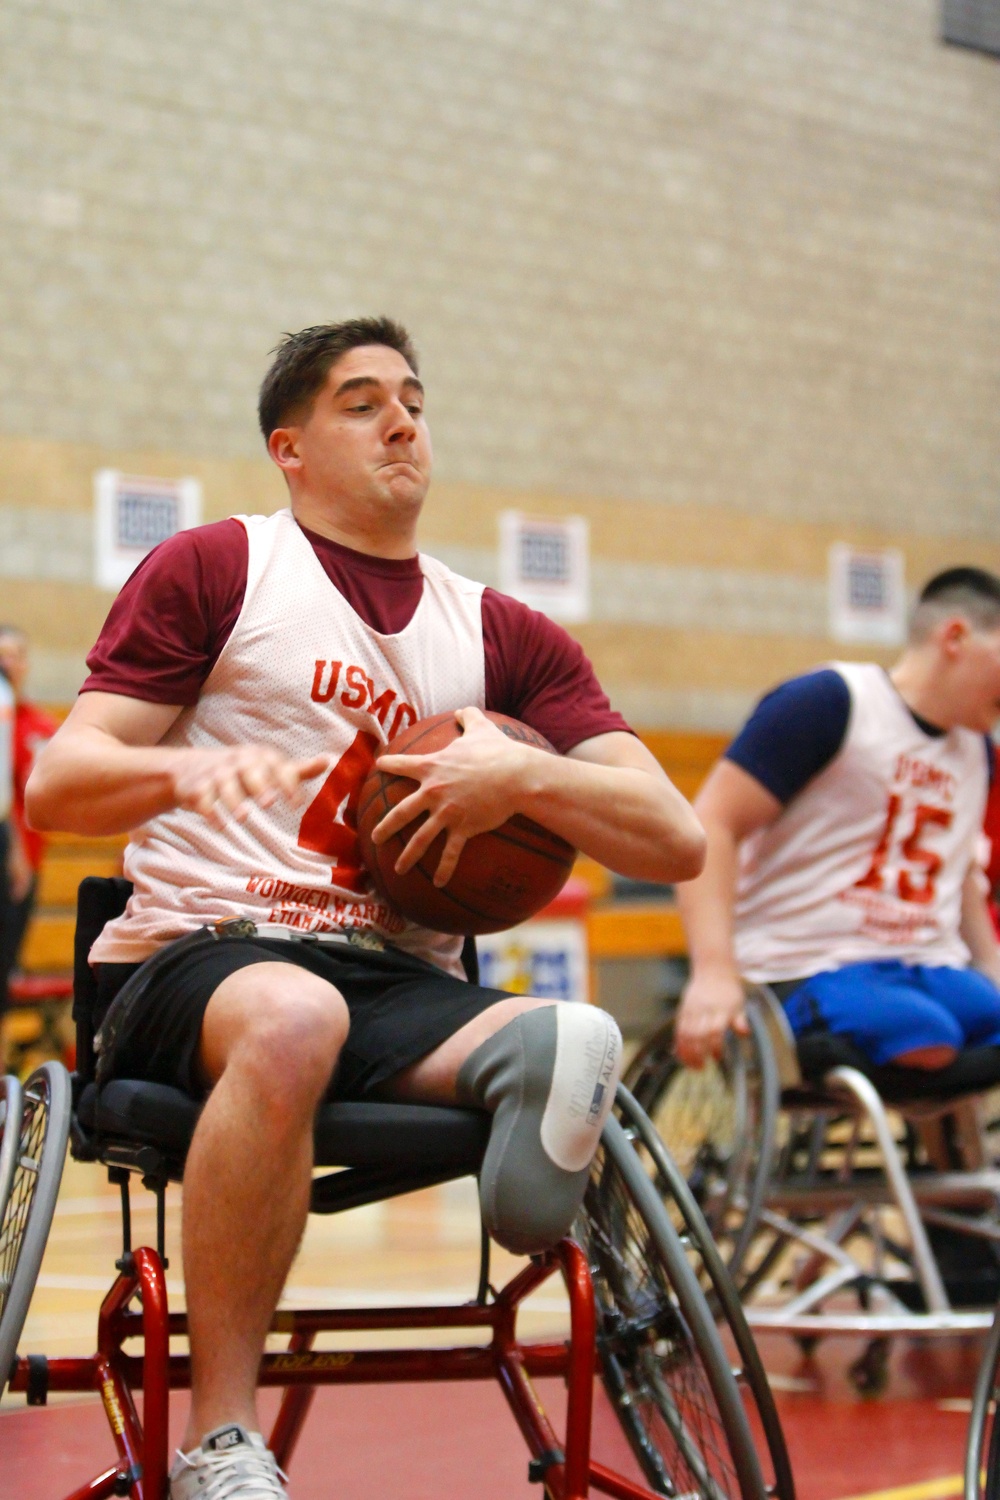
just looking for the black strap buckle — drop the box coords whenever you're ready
[113,1463,143,1495]
[528,1448,564,1483]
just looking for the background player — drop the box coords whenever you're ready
[27,318,705,1500]
[0,657,16,1037]
[674,568,1000,1075]
[0,626,58,1008]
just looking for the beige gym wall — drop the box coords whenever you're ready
[1,2,998,728]
[6,432,1000,727]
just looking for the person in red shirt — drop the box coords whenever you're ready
[0,626,54,1000]
[982,741,1000,937]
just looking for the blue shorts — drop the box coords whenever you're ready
[782,961,1000,1067]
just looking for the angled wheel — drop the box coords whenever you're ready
[624,998,777,1287]
[966,1303,1000,1499]
[578,1113,767,1500]
[0,1062,71,1393]
[615,1083,795,1500]
[0,1075,24,1234]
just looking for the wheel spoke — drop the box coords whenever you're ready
[0,1064,71,1392]
[577,1135,753,1500]
[610,1068,795,1500]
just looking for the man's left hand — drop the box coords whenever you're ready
[371,707,531,887]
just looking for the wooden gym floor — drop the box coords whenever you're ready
[1,1154,989,1500]
[3,789,989,1497]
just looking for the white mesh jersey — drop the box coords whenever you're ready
[734,662,990,982]
[90,510,487,975]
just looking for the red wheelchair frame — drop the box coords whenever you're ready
[8,1235,663,1500]
[4,884,774,1500]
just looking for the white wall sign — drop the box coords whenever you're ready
[94,470,202,591]
[498,511,590,622]
[477,918,589,1005]
[828,543,906,646]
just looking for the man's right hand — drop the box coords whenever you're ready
[674,967,748,1069]
[170,747,330,829]
[26,692,334,839]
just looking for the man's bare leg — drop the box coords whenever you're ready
[382,994,552,1103]
[180,963,349,1450]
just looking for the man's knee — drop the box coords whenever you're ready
[893,1043,959,1070]
[201,964,349,1101]
[881,1005,963,1071]
[457,1002,622,1255]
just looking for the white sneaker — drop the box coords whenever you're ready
[169,1424,288,1499]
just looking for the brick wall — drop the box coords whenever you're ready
[1,1,998,725]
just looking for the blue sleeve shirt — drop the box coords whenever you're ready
[724,669,852,805]
[725,667,994,804]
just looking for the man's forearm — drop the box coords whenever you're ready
[517,754,705,883]
[676,820,742,976]
[26,726,180,836]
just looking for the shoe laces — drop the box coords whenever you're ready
[174,1441,288,1500]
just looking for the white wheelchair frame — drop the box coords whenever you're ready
[746,986,1000,1338]
[626,985,1000,1391]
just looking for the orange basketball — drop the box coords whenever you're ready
[356,711,576,935]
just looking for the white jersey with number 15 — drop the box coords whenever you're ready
[734,662,989,982]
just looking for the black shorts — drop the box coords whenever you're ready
[94,933,510,1102]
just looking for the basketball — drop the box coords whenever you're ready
[356,711,576,934]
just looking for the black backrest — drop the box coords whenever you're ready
[73,876,133,1084]
[460,935,479,985]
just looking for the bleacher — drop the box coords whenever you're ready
[5,831,125,1072]
[585,730,725,962]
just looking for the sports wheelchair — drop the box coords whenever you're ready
[0,878,793,1500]
[625,983,1000,1395]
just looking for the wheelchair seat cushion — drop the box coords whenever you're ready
[794,1032,1000,1103]
[76,1080,491,1173]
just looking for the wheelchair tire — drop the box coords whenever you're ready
[0,1062,71,1394]
[966,1303,1000,1500]
[579,1114,767,1500]
[614,1084,795,1500]
[0,1075,24,1237]
[624,999,777,1288]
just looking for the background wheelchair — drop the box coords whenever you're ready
[625,983,1000,1395]
[0,877,792,1500]
[964,1298,1000,1499]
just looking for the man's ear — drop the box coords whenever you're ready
[939,615,970,658]
[267,425,303,474]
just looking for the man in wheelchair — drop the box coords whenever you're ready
[675,565,1000,1094]
[25,319,705,1500]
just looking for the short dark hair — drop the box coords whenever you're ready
[257,317,419,441]
[910,566,1000,640]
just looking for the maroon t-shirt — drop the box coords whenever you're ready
[82,518,630,754]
